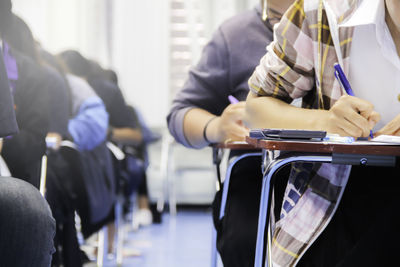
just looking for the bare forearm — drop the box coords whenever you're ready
[183,108,219,149]
[111,128,143,144]
[245,92,329,130]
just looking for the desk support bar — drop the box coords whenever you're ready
[332,153,396,167]
[255,152,333,267]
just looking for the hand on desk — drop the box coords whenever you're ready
[324,95,380,137]
[210,101,249,142]
[374,114,400,136]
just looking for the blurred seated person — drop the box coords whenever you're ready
[41,51,113,265]
[1,12,79,267]
[0,0,55,265]
[0,23,51,188]
[100,68,158,226]
[6,16,70,149]
[43,53,111,266]
[2,12,112,266]
[59,51,156,226]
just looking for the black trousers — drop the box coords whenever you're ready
[0,177,55,267]
[298,165,400,267]
[212,154,289,267]
[46,152,83,267]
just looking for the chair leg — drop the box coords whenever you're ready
[39,155,48,196]
[157,134,169,213]
[158,133,174,214]
[115,197,124,266]
[167,155,177,216]
[211,227,218,267]
[97,226,108,267]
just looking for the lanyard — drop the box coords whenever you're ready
[2,41,18,96]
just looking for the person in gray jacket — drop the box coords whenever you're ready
[167,1,292,266]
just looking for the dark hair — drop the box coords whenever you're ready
[59,50,119,84]
[40,49,68,75]
[87,59,118,83]
[3,15,39,62]
[104,69,118,85]
[58,50,92,78]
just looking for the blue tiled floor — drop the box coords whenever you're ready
[104,208,215,267]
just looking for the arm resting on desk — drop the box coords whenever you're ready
[245,92,379,138]
[245,92,326,130]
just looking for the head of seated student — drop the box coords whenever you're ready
[59,50,112,83]
[104,69,118,86]
[58,50,92,79]
[1,14,39,63]
[87,59,119,83]
[261,0,294,24]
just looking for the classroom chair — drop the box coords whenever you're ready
[211,146,262,267]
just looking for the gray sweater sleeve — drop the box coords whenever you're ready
[167,27,231,148]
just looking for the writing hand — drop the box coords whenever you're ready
[324,95,380,137]
[212,101,249,142]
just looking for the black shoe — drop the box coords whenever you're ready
[149,203,162,224]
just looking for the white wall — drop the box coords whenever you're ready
[12,0,110,67]
[111,0,170,128]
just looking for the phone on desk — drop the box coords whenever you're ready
[249,129,327,141]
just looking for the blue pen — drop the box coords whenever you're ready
[333,63,355,96]
[228,95,239,104]
[333,63,374,138]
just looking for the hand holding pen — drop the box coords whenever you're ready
[332,63,380,138]
[212,95,248,142]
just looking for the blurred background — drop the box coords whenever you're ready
[13,0,258,128]
[12,0,259,207]
[9,1,260,266]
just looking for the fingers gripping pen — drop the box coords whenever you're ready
[333,63,374,138]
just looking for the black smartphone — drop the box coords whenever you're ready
[249,129,326,140]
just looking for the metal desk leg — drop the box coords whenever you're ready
[211,152,261,267]
[254,152,332,267]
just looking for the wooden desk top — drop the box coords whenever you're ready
[212,141,259,150]
[245,136,400,156]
